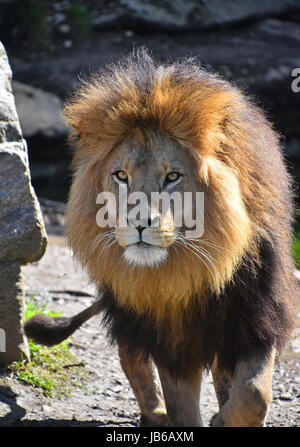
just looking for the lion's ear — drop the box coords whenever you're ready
[62,94,102,163]
[66,123,81,142]
[198,90,241,156]
[63,100,88,140]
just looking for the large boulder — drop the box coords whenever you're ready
[0,42,47,366]
[12,81,67,139]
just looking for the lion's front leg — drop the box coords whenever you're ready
[157,366,203,427]
[211,357,232,409]
[212,347,275,427]
[118,345,168,426]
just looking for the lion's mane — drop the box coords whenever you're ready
[63,49,296,377]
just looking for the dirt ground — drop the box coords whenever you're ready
[0,202,299,427]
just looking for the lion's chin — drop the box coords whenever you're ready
[123,243,168,268]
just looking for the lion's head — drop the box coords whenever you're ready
[63,49,290,322]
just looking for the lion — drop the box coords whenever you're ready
[25,49,296,427]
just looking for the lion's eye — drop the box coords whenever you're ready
[114,170,128,182]
[166,172,181,183]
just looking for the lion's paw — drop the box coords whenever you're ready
[141,408,169,427]
[210,412,224,427]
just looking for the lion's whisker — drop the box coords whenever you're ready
[97,241,117,261]
[179,242,215,279]
[189,245,216,273]
[174,233,216,278]
[89,230,117,260]
[98,236,116,256]
[177,232,222,257]
[184,236,223,254]
[173,240,192,261]
[90,230,115,251]
[172,243,179,257]
[185,241,216,270]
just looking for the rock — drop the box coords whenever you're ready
[278,394,293,401]
[12,81,67,139]
[0,151,47,264]
[0,43,47,263]
[255,18,300,45]
[91,0,300,32]
[0,262,29,366]
[0,41,47,366]
[10,82,70,196]
[58,24,70,34]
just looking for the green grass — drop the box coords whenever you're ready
[10,296,87,398]
[293,230,300,270]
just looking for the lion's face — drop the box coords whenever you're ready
[98,132,201,268]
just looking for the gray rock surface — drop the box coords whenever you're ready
[91,0,300,32]
[12,81,67,139]
[0,262,29,366]
[0,42,47,366]
[0,151,47,264]
[0,43,47,265]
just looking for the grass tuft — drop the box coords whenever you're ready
[293,231,300,270]
[10,296,87,398]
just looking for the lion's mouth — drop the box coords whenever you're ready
[122,243,168,268]
[132,241,151,248]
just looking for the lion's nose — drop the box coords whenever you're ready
[136,218,152,236]
[137,225,145,236]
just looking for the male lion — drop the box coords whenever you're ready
[25,49,296,427]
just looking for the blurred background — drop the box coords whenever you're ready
[1,0,300,263]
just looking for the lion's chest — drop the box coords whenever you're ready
[99,287,221,378]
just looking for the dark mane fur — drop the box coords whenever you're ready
[100,235,295,378]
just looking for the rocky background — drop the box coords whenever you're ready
[1,0,300,207]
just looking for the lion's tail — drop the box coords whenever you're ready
[24,300,103,346]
